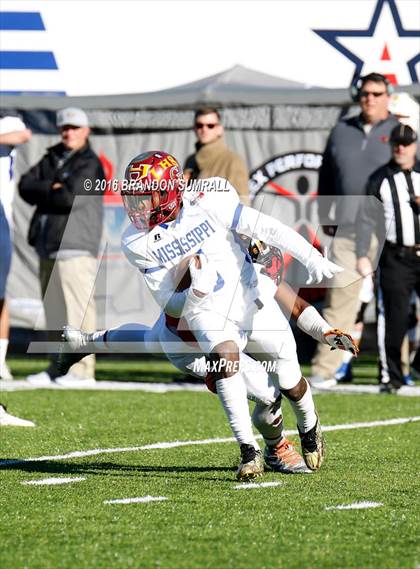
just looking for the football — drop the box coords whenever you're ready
[174,254,201,291]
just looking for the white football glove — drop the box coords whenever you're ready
[189,254,218,297]
[324,328,359,355]
[305,250,343,285]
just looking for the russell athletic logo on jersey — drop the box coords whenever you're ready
[151,219,216,264]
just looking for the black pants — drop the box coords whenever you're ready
[377,243,420,387]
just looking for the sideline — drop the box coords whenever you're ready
[2,379,419,396]
[0,379,207,393]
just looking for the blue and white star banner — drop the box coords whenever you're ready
[314,0,419,87]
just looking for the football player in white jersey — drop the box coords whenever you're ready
[60,150,346,480]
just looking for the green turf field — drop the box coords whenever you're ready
[1,359,419,569]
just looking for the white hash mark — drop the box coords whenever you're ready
[325,501,383,511]
[104,496,168,504]
[234,482,282,490]
[22,477,86,486]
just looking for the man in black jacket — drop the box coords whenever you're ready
[19,107,104,385]
[356,124,419,392]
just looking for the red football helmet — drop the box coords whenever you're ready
[122,151,184,230]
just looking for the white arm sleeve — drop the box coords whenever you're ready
[296,306,331,344]
[122,232,187,318]
[142,269,188,318]
[235,206,321,268]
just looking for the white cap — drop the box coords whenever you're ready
[56,107,89,128]
[388,92,419,132]
[0,116,26,134]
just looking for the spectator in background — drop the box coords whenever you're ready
[0,115,32,380]
[0,116,35,426]
[184,107,250,205]
[19,107,104,387]
[310,72,399,387]
[356,124,419,393]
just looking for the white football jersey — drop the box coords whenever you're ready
[122,177,317,321]
[122,178,259,320]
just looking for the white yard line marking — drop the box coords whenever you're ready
[321,416,420,432]
[325,501,383,511]
[0,437,235,466]
[1,415,419,467]
[234,482,282,490]
[104,496,167,505]
[21,477,86,486]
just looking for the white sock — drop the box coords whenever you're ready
[288,379,317,433]
[0,338,9,374]
[216,372,259,449]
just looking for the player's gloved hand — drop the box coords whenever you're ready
[324,328,359,355]
[189,254,218,298]
[305,250,343,285]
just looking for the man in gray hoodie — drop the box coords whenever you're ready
[310,73,399,386]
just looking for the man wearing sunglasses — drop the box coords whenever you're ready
[310,72,399,388]
[19,107,105,386]
[184,107,250,205]
[356,124,419,392]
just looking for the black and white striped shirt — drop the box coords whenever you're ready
[357,159,420,257]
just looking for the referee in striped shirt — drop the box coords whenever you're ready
[357,124,419,392]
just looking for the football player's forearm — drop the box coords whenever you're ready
[275,281,333,343]
[296,306,331,344]
[297,308,360,355]
[274,282,310,320]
